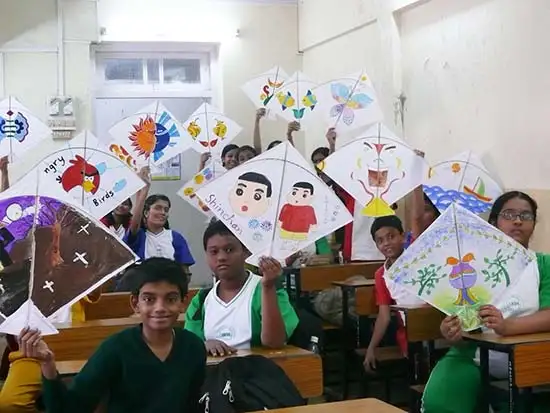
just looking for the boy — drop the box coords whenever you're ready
[17,257,206,413]
[363,216,424,371]
[185,220,299,356]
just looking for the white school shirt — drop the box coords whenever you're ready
[109,225,126,239]
[382,260,425,324]
[203,272,260,349]
[476,258,540,378]
[145,229,175,260]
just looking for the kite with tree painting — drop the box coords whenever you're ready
[386,203,535,330]
[196,141,352,265]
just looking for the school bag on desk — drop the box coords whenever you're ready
[199,355,305,413]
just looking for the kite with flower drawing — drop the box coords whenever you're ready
[196,141,352,265]
[108,101,190,168]
[241,66,289,120]
[313,70,384,133]
[0,97,52,161]
[386,203,536,330]
[318,124,429,217]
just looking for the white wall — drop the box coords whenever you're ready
[298,0,550,249]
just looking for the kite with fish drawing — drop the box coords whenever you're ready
[385,203,536,330]
[241,66,289,120]
[195,141,352,265]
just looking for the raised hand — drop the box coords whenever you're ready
[258,256,282,288]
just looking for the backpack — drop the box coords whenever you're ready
[199,355,305,412]
[192,288,324,351]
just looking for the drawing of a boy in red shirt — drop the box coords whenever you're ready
[278,181,317,241]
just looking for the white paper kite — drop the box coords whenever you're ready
[423,151,503,215]
[318,124,429,217]
[177,162,226,217]
[267,71,319,129]
[108,101,190,168]
[0,97,52,161]
[30,130,146,219]
[0,185,137,335]
[196,141,353,265]
[182,103,242,154]
[313,70,384,133]
[386,203,536,330]
[241,66,289,120]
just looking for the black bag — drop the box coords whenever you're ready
[199,355,305,413]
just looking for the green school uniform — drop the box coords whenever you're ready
[421,253,550,413]
[184,275,299,346]
[42,326,206,413]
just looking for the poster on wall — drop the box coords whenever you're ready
[151,155,182,181]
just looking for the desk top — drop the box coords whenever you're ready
[53,313,185,330]
[463,331,550,346]
[249,398,404,412]
[56,346,317,376]
[332,279,375,288]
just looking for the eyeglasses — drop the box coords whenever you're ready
[499,210,535,222]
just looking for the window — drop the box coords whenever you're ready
[104,58,143,83]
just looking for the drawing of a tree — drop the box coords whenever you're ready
[404,264,446,296]
[482,248,515,287]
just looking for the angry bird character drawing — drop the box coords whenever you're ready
[260,78,285,106]
[228,172,272,218]
[0,110,30,143]
[278,182,317,241]
[187,119,201,138]
[446,253,479,306]
[129,112,179,162]
[213,120,227,139]
[352,141,405,217]
[276,91,296,111]
[57,155,100,194]
[329,83,373,126]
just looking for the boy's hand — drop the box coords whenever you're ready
[259,256,282,288]
[479,305,506,335]
[363,347,376,372]
[205,339,237,357]
[256,108,266,122]
[440,315,462,342]
[18,327,54,363]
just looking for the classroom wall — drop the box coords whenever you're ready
[299,0,550,250]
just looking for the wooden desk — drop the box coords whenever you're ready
[463,331,550,412]
[249,398,405,412]
[56,346,323,399]
[299,262,380,292]
[83,289,199,320]
[46,314,185,361]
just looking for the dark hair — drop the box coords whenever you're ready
[423,193,441,218]
[237,172,273,197]
[293,181,314,195]
[128,257,188,298]
[488,191,538,226]
[203,219,244,251]
[267,140,282,150]
[142,194,171,230]
[103,198,133,228]
[237,145,258,160]
[221,144,239,159]
[311,147,329,163]
[370,215,404,240]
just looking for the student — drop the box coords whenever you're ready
[124,167,195,276]
[101,199,133,239]
[236,145,258,165]
[185,220,299,356]
[254,107,300,151]
[422,191,550,413]
[16,257,206,413]
[363,215,424,371]
[199,144,239,172]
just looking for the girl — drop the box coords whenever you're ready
[422,191,550,413]
[124,167,195,276]
[101,198,132,238]
[199,144,239,172]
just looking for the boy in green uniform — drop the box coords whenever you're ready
[18,257,207,413]
[185,220,299,356]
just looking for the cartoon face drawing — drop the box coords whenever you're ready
[228,172,272,217]
[58,155,101,195]
[357,141,398,191]
[287,182,315,206]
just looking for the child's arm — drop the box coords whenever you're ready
[326,128,337,154]
[364,304,391,371]
[253,108,266,154]
[0,157,9,192]
[19,328,116,413]
[127,167,150,238]
[198,153,211,171]
[258,257,296,348]
[286,121,300,147]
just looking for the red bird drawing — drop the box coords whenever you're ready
[57,155,101,194]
